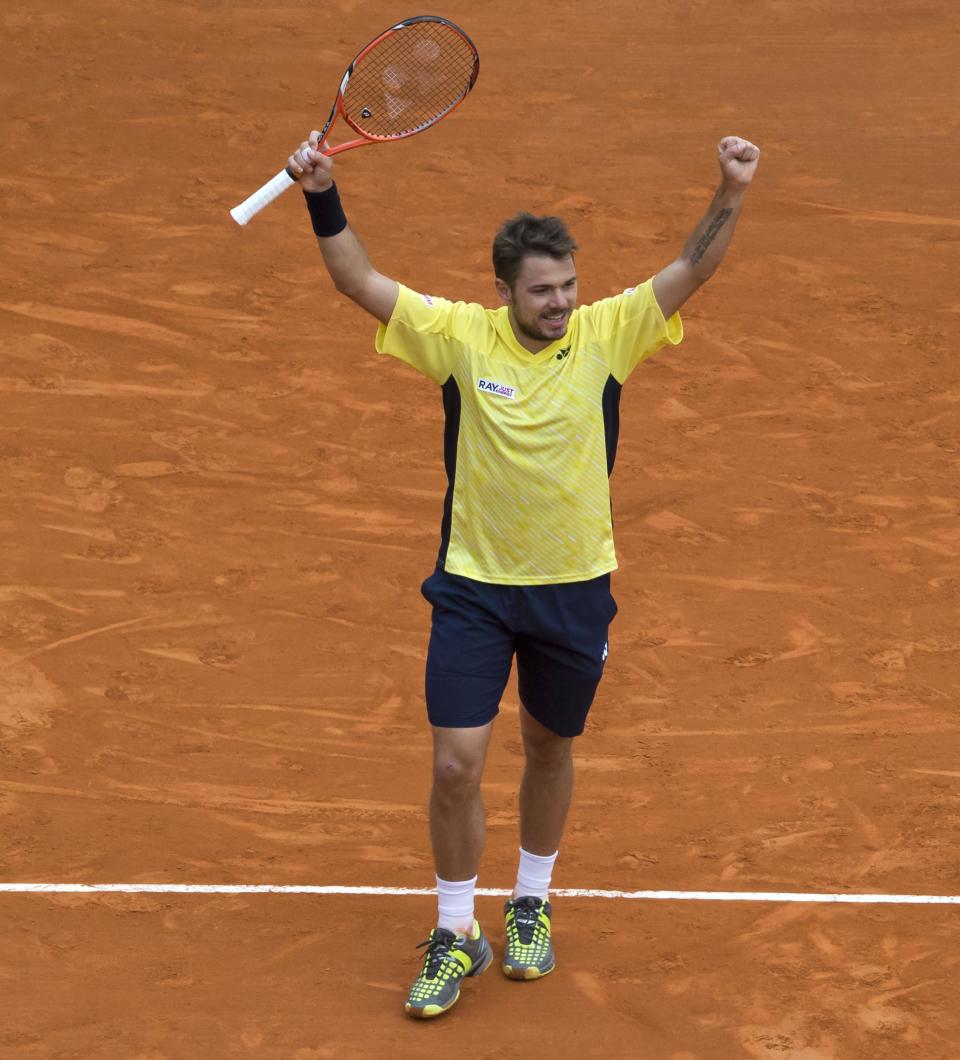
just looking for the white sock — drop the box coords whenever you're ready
[513,847,558,900]
[436,875,477,934]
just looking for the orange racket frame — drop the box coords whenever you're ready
[230,15,479,225]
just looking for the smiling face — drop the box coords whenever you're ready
[495,253,578,353]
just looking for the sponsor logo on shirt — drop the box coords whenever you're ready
[422,294,436,307]
[477,378,517,399]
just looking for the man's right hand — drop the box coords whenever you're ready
[288,130,400,325]
[288,130,334,192]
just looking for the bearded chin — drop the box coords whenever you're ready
[517,315,565,342]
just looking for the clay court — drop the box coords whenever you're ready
[3,0,960,1056]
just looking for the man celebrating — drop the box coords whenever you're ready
[287,134,760,1017]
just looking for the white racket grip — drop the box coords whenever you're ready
[230,168,298,225]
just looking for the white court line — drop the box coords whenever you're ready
[1,884,959,904]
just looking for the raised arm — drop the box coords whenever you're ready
[289,133,399,326]
[652,136,760,320]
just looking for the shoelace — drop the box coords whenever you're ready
[511,899,541,944]
[415,929,461,977]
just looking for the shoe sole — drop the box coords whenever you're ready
[502,959,555,981]
[405,937,493,1019]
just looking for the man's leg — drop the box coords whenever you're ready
[517,704,574,865]
[407,567,512,1018]
[420,570,512,926]
[430,720,495,929]
[504,572,615,981]
[405,722,497,1018]
[511,573,614,893]
[497,705,573,981]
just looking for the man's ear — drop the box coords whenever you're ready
[494,278,512,306]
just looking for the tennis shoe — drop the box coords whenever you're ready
[502,896,555,979]
[404,921,492,1018]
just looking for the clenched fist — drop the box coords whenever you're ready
[717,136,760,189]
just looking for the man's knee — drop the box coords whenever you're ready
[431,729,489,795]
[432,752,485,796]
[522,727,574,769]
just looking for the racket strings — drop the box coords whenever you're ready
[344,23,477,139]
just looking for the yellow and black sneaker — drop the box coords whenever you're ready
[404,922,492,1019]
[502,896,555,980]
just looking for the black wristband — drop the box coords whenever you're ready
[303,182,348,238]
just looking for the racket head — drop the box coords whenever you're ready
[335,16,479,144]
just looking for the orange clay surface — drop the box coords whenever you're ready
[3,1,960,1057]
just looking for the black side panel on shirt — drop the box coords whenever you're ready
[602,374,623,476]
[437,376,462,569]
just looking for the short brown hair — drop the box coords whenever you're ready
[492,213,578,287]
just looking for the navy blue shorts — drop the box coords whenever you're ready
[420,567,618,738]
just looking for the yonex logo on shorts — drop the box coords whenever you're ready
[477,378,517,399]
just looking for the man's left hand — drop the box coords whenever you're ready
[718,136,760,189]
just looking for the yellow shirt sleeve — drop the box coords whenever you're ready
[580,278,683,383]
[375,283,484,384]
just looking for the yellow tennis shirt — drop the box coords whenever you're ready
[375,280,683,584]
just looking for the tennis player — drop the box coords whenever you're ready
[289,132,760,1018]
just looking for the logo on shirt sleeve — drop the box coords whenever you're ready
[477,378,517,399]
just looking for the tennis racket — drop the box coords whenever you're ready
[230,15,479,226]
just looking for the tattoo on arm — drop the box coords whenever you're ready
[690,208,733,265]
